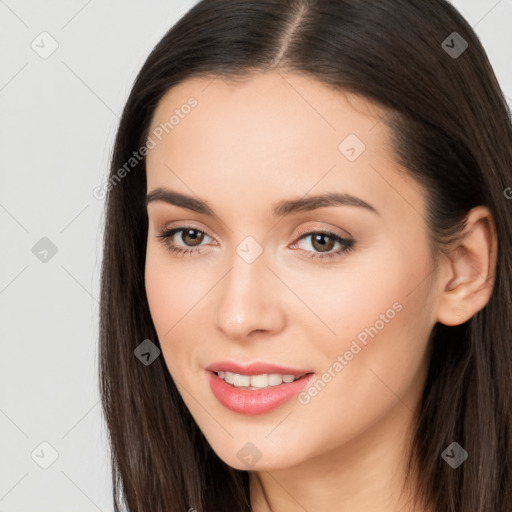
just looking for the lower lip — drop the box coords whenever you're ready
[207,371,316,415]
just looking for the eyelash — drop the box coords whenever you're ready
[155,226,355,261]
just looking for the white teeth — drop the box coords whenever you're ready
[268,373,283,386]
[233,374,251,387]
[216,371,306,389]
[250,374,269,388]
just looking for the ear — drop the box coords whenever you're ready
[436,206,498,326]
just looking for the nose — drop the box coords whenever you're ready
[214,244,287,341]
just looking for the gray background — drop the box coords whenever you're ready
[1,1,511,510]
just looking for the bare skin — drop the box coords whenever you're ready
[143,71,497,512]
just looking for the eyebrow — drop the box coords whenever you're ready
[145,188,379,217]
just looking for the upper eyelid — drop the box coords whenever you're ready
[159,224,216,241]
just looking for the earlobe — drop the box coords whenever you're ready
[436,206,497,327]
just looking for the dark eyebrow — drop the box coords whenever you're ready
[145,188,379,216]
[272,192,379,216]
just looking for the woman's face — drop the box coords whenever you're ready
[144,71,442,471]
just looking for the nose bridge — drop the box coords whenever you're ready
[214,235,284,338]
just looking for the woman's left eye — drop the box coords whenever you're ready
[156,227,355,261]
[291,231,355,260]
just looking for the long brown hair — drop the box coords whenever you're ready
[98,1,512,510]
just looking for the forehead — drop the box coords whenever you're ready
[147,71,384,177]
[148,70,385,147]
[145,71,425,224]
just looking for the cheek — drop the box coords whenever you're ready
[145,242,208,326]
[144,245,220,373]
[279,236,433,351]
[294,243,434,442]
[340,250,431,365]
[145,249,180,336]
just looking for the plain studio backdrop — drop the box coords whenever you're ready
[0,0,511,510]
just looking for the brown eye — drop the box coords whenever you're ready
[310,233,336,252]
[156,226,214,256]
[292,230,355,261]
[180,228,205,247]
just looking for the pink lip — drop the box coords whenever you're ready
[206,367,316,415]
[204,361,314,376]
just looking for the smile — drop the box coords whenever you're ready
[216,371,307,389]
[207,370,316,415]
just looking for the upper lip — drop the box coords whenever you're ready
[205,361,314,376]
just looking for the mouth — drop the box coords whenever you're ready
[206,368,316,415]
[212,370,312,390]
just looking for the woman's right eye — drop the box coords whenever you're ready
[156,227,214,257]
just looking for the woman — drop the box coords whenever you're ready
[98,1,512,510]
